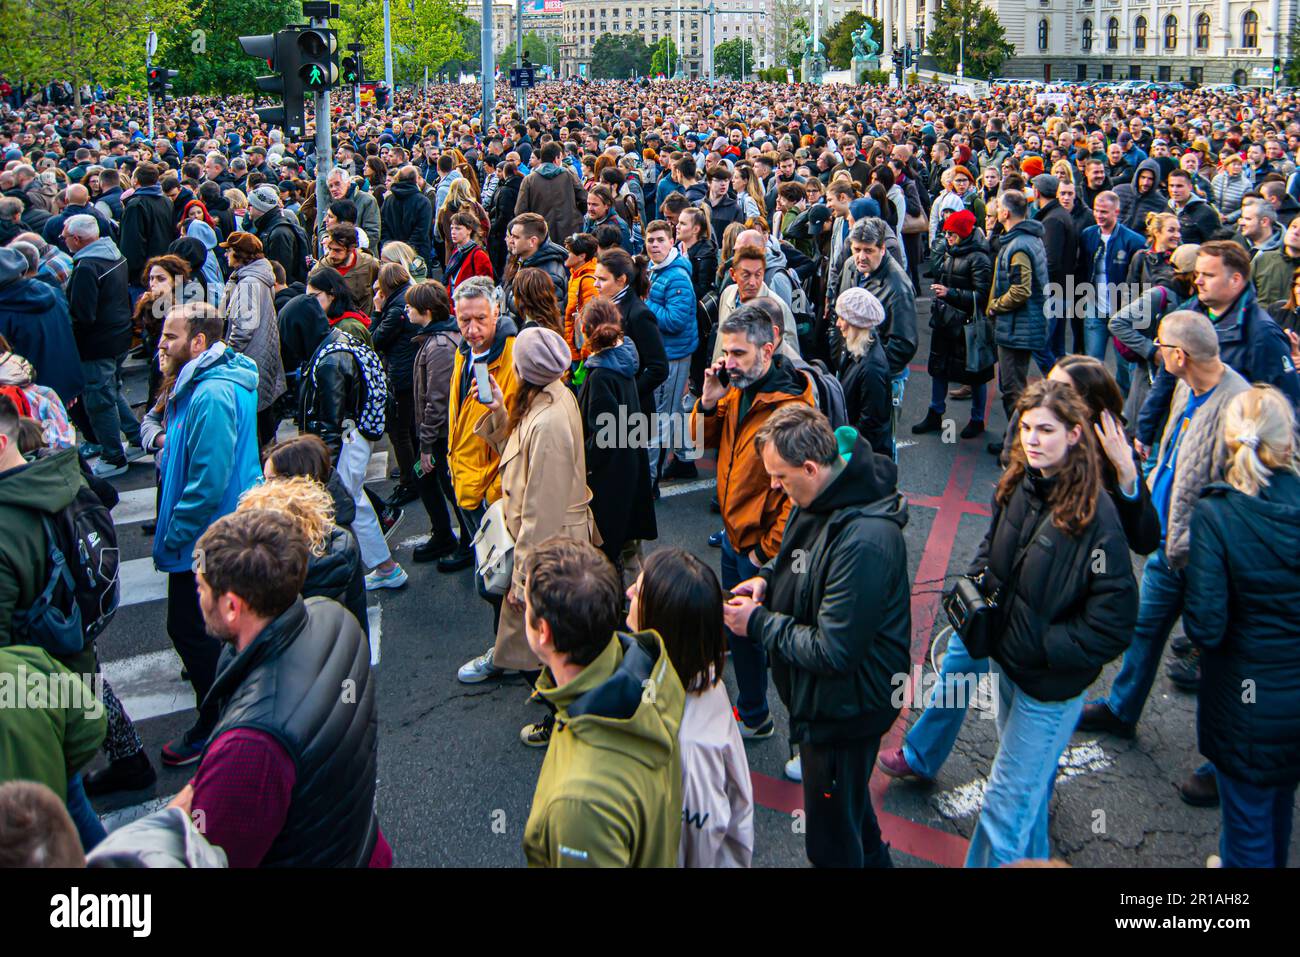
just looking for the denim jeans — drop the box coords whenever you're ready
[652,356,693,480]
[80,352,140,464]
[966,662,1085,868]
[1084,314,1112,363]
[1099,548,1184,726]
[720,535,768,727]
[336,427,392,570]
[929,376,987,424]
[65,771,107,851]
[1032,309,1063,375]
[903,630,989,779]
[1218,771,1297,868]
[890,369,909,462]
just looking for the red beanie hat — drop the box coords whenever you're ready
[1020,156,1045,178]
[943,209,977,238]
[956,143,972,167]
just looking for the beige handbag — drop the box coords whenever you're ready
[471,498,515,596]
[903,210,930,236]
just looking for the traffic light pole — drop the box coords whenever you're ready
[146,50,155,139]
[482,0,494,133]
[515,0,525,114]
[311,14,333,235]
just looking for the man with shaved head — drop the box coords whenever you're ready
[41,183,114,252]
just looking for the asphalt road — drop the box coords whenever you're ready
[86,294,1300,867]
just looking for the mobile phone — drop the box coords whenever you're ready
[472,360,493,404]
[715,366,731,388]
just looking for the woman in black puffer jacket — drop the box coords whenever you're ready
[371,261,419,505]
[964,380,1138,868]
[1184,385,1300,868]
[833,287,892,457]
[915,210,993,439]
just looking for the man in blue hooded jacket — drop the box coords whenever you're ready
[148,302,262,767]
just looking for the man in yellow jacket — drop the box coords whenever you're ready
[521,538,684,868]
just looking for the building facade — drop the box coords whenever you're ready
[466,1,565,60]
[992,0,1294,84]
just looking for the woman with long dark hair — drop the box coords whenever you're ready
[510,266,565,336]
[594,248,669,438]
[627,547,753,868]
[577,298,657,574]
[962,380,1138,867]
[307,265,373,347]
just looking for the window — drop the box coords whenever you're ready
[1134,15,1147,50]
[1038,18,1049,50]
[1107,17,1118,50]
[1158,65,1171,81]
[1242,10,1258,48]
[1082,17,1093,51]
[1102,63,1113,79]
[1190,66,1204,83]
[1164,14,1177,50]
[1197,12,1210,49]
[1129,64,1142,79]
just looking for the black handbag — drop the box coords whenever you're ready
[943,510,1052,659]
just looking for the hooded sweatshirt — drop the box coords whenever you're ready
[524,630,685,868]
[1115,159,1169,233]
[0,258,85,403]
[221,257,287,411]
[183,219,225,305]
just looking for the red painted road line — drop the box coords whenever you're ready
[907,494,990,516]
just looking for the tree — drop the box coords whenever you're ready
[925,0,1014,79]
[714,38,756,80]
[336,0,388,83]
[391,0,470,84]
[821,11,883,70]
[590,33,652,79]
[649,37,679,78]
[0,0,197,107]
[1287,20,1300,85]
[156,0,301,96]
[771,0,804,72]
[502,30,562,72]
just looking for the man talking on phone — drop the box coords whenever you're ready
[690,304,813,740]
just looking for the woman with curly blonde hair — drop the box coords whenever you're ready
[238,475,369,636]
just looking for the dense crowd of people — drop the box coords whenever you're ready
[1,72,1299,869]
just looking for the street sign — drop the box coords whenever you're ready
[950,83,974,97]
[509,67,536,89]
[147,30,158,58]
[1251,66,1272,79]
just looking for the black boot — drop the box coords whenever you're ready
[1176,769,1220,808]
[413,534,457,563]
[437,546,474,573]
[911,410,944,434]
[960,420,985,439]
[83,751,157,797]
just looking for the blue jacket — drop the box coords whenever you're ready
[1136,283,1300,445]
[645,250,698,361]
[582,211,633,253]
[1185,473,1300,786]
[1077,222,1146,303]
[153,342,262,573]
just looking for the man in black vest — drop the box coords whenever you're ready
[169,508,391,867]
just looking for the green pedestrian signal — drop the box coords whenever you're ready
[296,27,338,91]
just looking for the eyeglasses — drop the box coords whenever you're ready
[1151,338,1184,353]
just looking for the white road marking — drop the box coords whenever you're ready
[368,603,382,666]
[119,557,168,608]
[931,740,1113,820]
[112,486,157,526]
[660,478,716,498]
[102,648,191,723]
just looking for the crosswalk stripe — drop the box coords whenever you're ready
[112,486,157,526]
[104,603,385,723]
[120,557,168,607]
[100,796,170,833]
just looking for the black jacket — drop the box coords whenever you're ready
[971,471,1138,701]
[578,345,658,560]
[204,193,238,242]
[204,597,379,867]
[487,174,523,273]
[749,435,910,745]
[277,292,330,379]
[66,246,133,361]
[503,241,568,319]
[838,337,892,457]
[1185,473,1300,786]
[927,230,994,385]
[1032,199,1077,291]
[303,526,369,640]
[703,194,743,245]
[251,208,306,286]
[684,238,718,300]
[861,251,918,376]
[380,180,433,264]
[370,283,418,392]
[119,187,174,283]
[1173,195,1221,245]
[617,291,669,417]
[299,328,366,458]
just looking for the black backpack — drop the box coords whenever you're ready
[11,487,120,657]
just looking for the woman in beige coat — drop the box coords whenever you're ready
[460,327,597,741]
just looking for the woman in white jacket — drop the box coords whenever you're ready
[628,547,754,868]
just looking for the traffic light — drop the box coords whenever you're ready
[147,67,177,100]
[297,27,338,93]
[341,56,360,85]
[239,30,305,137]
[1276,57,1283,76]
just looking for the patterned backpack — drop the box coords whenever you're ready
[308,332,390,440]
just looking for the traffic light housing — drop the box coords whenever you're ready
[239,30,305,138]
[1276,57,1283,76]
[342,56,360,85]
[297,27,339,92]
[147,67,177,100]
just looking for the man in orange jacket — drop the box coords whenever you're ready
[690,302,814,738]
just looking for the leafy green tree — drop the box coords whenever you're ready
[1287,21,1300,85]
[336,0,388,83]
[820,11,883,70]
[590,33,652,79]
[156,0,301,96]
[714,38,755,80]
[649,37,680,77]
[503,30,562,71]
[0,0,197,107]
[925,0,1014,79]
[785,16,809,70]
[391,0,470,84]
